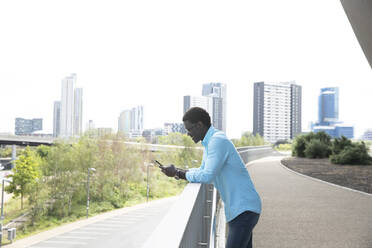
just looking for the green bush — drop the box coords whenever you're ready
[304,139,331,158]
[292,132,332,158]
[292,135,307,157]
[332,136,352,155]
[330,142,372,165]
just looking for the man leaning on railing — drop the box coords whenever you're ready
[160,107,262,248]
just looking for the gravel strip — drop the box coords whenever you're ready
[281,157,372,194]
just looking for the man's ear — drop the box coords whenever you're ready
[197,121,206,129]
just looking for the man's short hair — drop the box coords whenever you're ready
[183,107,211,127]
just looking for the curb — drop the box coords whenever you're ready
[279,158,372,198]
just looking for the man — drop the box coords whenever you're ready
[161,107,261,248]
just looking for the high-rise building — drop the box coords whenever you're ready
[202,83,226,132]
[60,74,76,137]
[318,87,339,126]
[15,118,43,135]
[118,110,131,134]
[183,95,213,121]
[118,106,144,136]
[131,106,144,132]
[253,81,302,143]
[312,87,353,139]
[53,101,61,137]
[73,88,83,136]
[57,74,83,138]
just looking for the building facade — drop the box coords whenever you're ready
[60,74,76,137]
[53,101,61,137]
[55,74,83,138]
[73,88,83,136]
[118,106,144,136]
[183,95,213,121]
[164,123,187,134]
[318,87,339,126]
[131,106,144,132]
[312,87,353,139]
[202,83,226,132]
[15,118,43,135]
[253,81,302,143]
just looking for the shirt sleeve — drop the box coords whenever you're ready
[186,137,229,184]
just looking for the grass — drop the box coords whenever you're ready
[275,144,292,151]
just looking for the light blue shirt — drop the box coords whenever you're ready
[186,126,261,222]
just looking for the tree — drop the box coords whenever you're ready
[6,147,40,209]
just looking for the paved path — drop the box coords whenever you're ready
[7,197,177,248]
[248,156,372,248]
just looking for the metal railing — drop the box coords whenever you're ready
[142,183,216,248]
[142,145,274,248]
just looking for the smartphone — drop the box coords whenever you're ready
[153,160,164,169]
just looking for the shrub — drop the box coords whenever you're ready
[292,132,332,158]
[292,135,307,157]
[304,139,331,158]
[332,136,352,155]
[330,142,372,165]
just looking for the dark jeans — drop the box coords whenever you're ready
[226,211,260,248]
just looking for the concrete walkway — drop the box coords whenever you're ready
[248,156,372,248]
[6,196,177,248]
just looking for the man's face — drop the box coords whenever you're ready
[184,120,203,143]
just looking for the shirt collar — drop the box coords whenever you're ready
[201,126,216,147]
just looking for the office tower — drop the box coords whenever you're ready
[15,118,43,135]
[131,106,144,132]
[318,87,339,126]
[53,101,61,137]
[313,87,353,138]
[57,74,83,138]
[118,110,132,134]
[60,74,76,137]
[73,88,83,136]
[253,81,302,143]
[183,95,213,120]
[291,84,302,139]
[202,83,226,132]
[118,106,144,136]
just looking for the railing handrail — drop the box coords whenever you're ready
[142,183,203,248]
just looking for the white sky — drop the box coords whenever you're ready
[0,0,371,139]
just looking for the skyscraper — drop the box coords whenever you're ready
[118,106,144,136]
[253,81,302,143]
[318,87,339,125]
[118,110,132,134]
[202,83,226,132]
[73,88,83,136]
[131,106,144,132]
[53,101,61,137]
[183,95,213,120]
[313,87,353,138]
[60,74,76,137]
[57,73,83,138]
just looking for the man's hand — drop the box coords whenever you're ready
[161,164,177,177]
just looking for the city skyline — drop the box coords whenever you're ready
[1,0,372,139]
